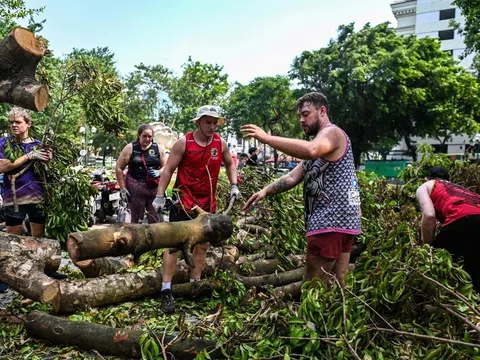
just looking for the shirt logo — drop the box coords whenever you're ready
[148,149,155,155]
[211,148,218,156]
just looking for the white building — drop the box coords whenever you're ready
[391,0,475,69]
[389,0,478,160]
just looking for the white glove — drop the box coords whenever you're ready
[26,149,51,161]
[152,195,166,213]
[148,169,160,178]
[120,188,130,203]
[230,184,241,199]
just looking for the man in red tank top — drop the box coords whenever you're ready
[416,167,480,291]
[152,105,240,314]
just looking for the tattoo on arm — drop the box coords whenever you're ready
[266,177,291,195]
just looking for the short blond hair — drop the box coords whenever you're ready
[8,107,32,124]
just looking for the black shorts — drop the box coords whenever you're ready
[169,206,194,223]
[4,203,46,226]
[432,214,480,291]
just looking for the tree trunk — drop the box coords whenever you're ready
[75,256,136,278]
[43,262,302,314]
[0,27,49,111]
[238,223,271,238]
[77,246,240,280]
[67,211,233,266]
[236,267,305,288]
[25,310,220,360]
[237,255,305,276]
[273,281,302,299]
[0,234,60,302]
[404,135,417,161]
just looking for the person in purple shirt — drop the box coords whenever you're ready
[0,107,55,292]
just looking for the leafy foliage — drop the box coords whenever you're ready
[225,76,300,139]
[290,22,480,163]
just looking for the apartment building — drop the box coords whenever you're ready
[388,0,477,160]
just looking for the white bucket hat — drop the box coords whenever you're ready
[192,105,225,126]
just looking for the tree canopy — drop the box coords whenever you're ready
[290,22,480,163]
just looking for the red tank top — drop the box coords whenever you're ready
[430,180,480,226]
[174,132,223,213]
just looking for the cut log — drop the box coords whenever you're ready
[44,261,301,314]
[0,27,49,111]
[67,211,233,267]
[75,256,136,278]
[234,229,273,253]
[0,234,60,302]
[237,255,306,276]
[239,223,271,238]
[25,310,220,359]
[274,281,302,299]
[77,246,239,280]
[236,267,305,289]
[43,267,164,313]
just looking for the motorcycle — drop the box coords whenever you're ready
[89,168,121,224]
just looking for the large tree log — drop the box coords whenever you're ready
[0,27,48,111]
[67,211,233,266]
[0,234,60,302]
[43,263,303,314]
[25,310,220,359]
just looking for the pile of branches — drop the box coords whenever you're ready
[2,152,480,359]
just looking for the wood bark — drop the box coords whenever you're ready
[236,267,305,288]
[0,234,60,302]
[75,256,136,278]
[67,211,233,266]
[43,262,303,314]
[274,281,302,299]
[77,246,239,279]
[25,310,220,360]
[236,255,305,276]
[0,27,48,111]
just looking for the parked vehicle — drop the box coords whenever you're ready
[89,168,121,224]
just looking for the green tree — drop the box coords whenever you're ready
[123,63,173,130]
[290,22,480,164]
[225,76,299,165]
[452,0,480,56]
[169,57,229,133]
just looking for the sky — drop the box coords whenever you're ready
[24,0,396,84]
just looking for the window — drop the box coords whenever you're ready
[236,138,243,146]
[438,29,454,40]
[439,8,455,21]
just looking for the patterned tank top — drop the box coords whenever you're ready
[302,125,362,236]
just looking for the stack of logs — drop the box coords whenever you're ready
[2,209,310,358]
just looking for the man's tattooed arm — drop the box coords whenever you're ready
[265,164,304,196]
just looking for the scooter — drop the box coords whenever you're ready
[89,169,121,224]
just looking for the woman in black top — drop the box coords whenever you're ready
[116,124,166,223]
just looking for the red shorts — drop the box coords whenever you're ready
[307,232,354,259]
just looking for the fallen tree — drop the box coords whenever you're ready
[25,310,220,359]
[67,209,233,266]
[0,27,49,111]
[0,234,60,302]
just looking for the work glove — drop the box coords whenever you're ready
[148,169,161,178]
[152,195,166,213]
[230,184,241,199]
[120,188,130,203]
[26,149,51,162]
